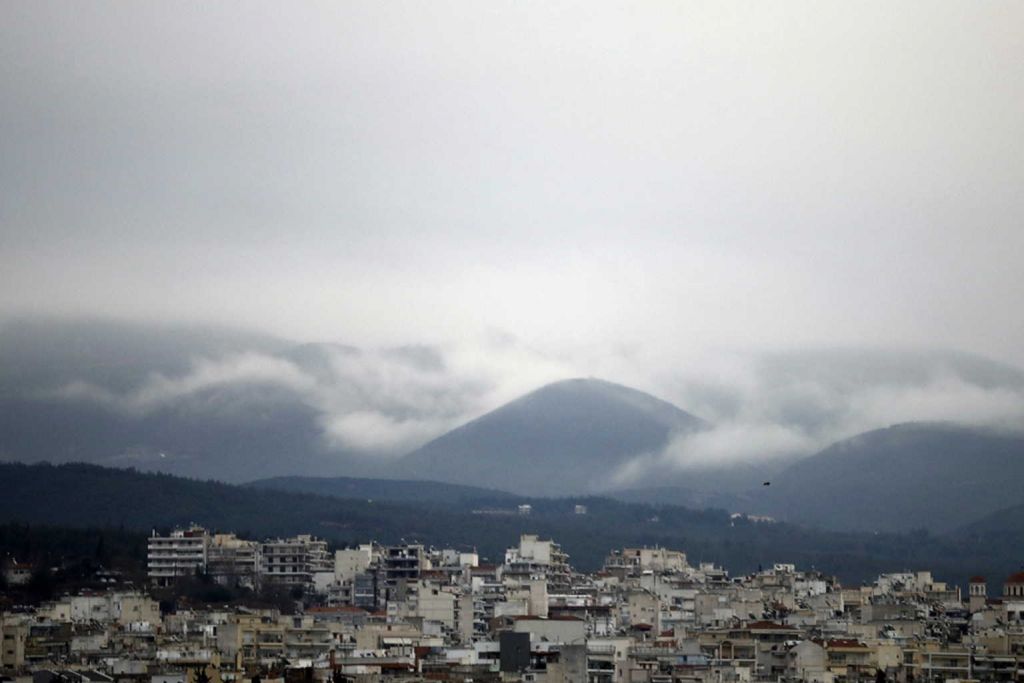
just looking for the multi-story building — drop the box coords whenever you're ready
[147,527,208,586]
[148,528,261,588]
[503,534,571,593]
[352,571,379,609]
[260,534,331,589]
[381,544,426,588]
[334,545,374,584]
[206,534,260,588]
[604,547,689,575]
[29,527,1024,683]
[0,615,29,669]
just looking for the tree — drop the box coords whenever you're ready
[27,566,56,602]
[95,534,108,564]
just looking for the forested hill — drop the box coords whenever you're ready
[2,461,1022,588]
[759,423,1024,532]
[245,475,517,505]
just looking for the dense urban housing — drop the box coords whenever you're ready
[3,529,1024,683]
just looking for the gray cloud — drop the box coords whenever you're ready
[310,335,575,453]
[4,3,1024,474]
[51,334,575,456]
[606,350,1024,485]
[842,376,1024,434]
[54,352,316,414]
[1,2,1023,369]
[608,421,815,488]
[45,327,1024,479]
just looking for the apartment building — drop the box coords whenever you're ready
[260,534,331,588]
[147,527,208,587]
[504,534,571,593]
[206,534,260,588]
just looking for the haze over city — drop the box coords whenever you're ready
[4,4,1024,681]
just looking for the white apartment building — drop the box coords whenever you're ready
[147,526,208,586]
[149,527,322,589]
[503,534,571,592]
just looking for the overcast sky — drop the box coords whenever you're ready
[2,1,1023,368]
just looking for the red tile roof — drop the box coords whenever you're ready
[747,621,796,631]
[823,639,869,650]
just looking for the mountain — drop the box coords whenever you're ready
[400,378,707,496]
[0,384,346,481]
[0,317,340,480]
[953,499,1024,541]
[2,461,1022,587]
[756,423,1024,533]
[5,316,1024,503]
[607,484,754,511]
[246,475,519,505]
[4,320,715,489]
[0,317,405,481]
[0,316,290,396]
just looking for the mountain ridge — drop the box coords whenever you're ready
[756,422,1024,533]
[246,475,519,504]
[401,377,708,496]
[2,460,1023,586]
[4,316,1024,506]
